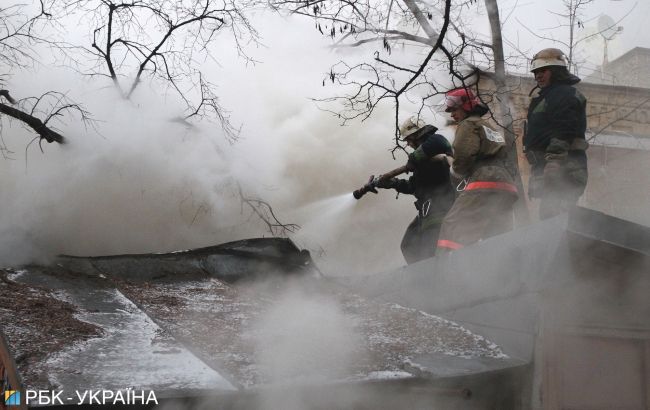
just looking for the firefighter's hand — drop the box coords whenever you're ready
[375,177,396,189]
[405,159,416,172]
[432,153,453,168]
[406,147,426,170]
[366,175,379,193]
[543,160,563,181]
[544,138,570,162]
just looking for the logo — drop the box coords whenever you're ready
[4,390,21,406]
[482,125,505,144]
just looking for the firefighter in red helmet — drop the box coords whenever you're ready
[436,88,519,252]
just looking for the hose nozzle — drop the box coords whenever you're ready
[352,165,410,200]
[353,175,379,200]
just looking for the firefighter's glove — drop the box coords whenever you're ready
[544,138,570,162]
[365,175,379,194]
[406,147,427,170]
[432,153,453,168]
[542,159,564,191]
[405,160,416,172]
[375,177,397,189]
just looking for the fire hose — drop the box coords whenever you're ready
[352,165,410,200]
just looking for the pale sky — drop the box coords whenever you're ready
[496,0,649,74]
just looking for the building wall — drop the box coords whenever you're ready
[585,145,650,226]
[584,47,650,89]
[540,237,650,410]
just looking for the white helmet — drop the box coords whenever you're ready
[530,48,567,72]
[399,116,426,140]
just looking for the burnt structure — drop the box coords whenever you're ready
[1,207,649,409]
[1,239,514,409]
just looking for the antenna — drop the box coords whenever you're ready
[597,14,624,81]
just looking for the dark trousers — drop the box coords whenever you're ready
[400,215,442,264]
[529,152,588,219]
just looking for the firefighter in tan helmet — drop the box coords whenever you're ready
[524,48,588,219]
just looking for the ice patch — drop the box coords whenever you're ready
[43,289,236,392]
[363,370,413,381]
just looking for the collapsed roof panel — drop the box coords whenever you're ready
[0,238,515,408]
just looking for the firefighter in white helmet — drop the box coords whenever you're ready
[525,48,589,219]
[374,116,455,263]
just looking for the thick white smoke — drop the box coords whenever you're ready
[0,14,451,274]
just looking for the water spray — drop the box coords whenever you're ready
[352,165,410,200]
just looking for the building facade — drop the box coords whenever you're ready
[583,46,650,89]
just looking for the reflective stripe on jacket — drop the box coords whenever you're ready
[465,181,517,193]
[437,239,464,250]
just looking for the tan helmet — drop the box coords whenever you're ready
[399,116,426,140]
[530,48,567,72]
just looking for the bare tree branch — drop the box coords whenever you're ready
[271,0,487,152]
[58,0,258,135]
[0,90,95,146]
[0,2,93,149]
[236,182,300,237]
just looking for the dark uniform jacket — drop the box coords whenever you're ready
[390,127,455,217]
[523,73,589,207]
[524,74,587,161]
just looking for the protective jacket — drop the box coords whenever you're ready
[382,128,454,264]
[524,74,587,152]
[392,128,455,212]
[524,74,588,218]
[437,115,518,251]
[451,116,517,192]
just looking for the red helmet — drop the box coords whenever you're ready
[444,88,480,112]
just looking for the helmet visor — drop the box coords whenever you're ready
[444,95,464,112]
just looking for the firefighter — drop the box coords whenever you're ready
[436,88,518,252]
[525,48,589,219]
[375,116,455,264]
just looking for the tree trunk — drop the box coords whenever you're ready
[484,0,530,225]
[401,0,439,41]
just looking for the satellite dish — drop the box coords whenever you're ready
[598,15,619,40]
[596,14,622,77]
